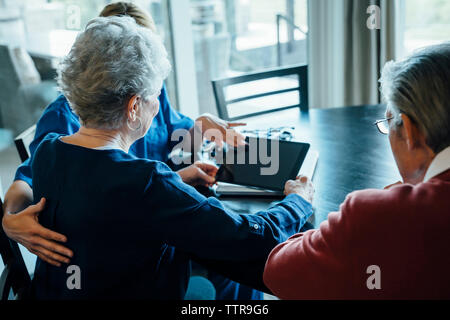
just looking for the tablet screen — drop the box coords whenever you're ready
[215,137,310,191]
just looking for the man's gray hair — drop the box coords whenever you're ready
[380,42,450,153]
[58,16,171,129]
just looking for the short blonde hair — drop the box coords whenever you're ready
[99,2,156,32]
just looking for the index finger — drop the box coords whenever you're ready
[384,181,402,190]
[34,237,73,258]
[228,122,247,128]
[34,224,68,243]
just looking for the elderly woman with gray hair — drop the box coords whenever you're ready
[2,2,260,301]
[27,16,313,299]
[263,42,450,299]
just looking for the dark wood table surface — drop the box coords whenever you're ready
[216,104,401,228]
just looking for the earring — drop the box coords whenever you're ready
[127,116,142,131]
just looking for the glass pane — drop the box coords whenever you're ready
[190,0,308,115]
[0,0,178,107]
[224,75,299,101]
[228,90,299,119]
[404,0,450,55]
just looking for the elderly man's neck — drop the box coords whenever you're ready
[403,147,436,185]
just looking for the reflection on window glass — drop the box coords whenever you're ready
[224,76,298,101]
[48,0,107,30]
[0,0,178,108]
[190,0,308,114]
[404,0,450,54]
[227,90,299,119]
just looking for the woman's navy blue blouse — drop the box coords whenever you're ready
[12,86,263,299]
[30,133,313,299]
[15,86,193,188]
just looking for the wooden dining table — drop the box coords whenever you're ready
[212,104,401,228]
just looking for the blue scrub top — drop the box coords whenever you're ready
[15,86,193,187]
[30,133,313,299]
[13,86,264,300]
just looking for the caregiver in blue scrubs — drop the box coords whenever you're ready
[1,2,261,300]
[17,15,313,299]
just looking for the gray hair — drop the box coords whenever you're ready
[58,16,171,129]
[379,42,450,153]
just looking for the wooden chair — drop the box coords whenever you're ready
[212,64,308,121]
[0,195,32,300]
[14,125,36,162]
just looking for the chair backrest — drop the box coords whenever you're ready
[14,125,36,163]
[0,195,32,300]
[212,64,308,121]
[0,44,41,94]
[0,45,21,94]
[0,45,42,136]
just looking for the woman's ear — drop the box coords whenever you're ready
[401,113,424,151]
[151,99,160,117]
[127,95,140,120]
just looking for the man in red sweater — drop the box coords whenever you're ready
[264,42,450,299]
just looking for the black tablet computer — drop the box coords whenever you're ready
[215,136,310,191]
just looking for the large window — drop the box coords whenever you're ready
[0,0,178,106]
[190,0,308,114]
[403,0,450,55]
[48,0,178,105]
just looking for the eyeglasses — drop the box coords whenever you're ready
[374,117,393,135]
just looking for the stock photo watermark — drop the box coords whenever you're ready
[367,5,381,30]
[66,4,81,30]
[66,265,81,290]
[366,265,381,290]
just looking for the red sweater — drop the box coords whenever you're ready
[263,170,450,299]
